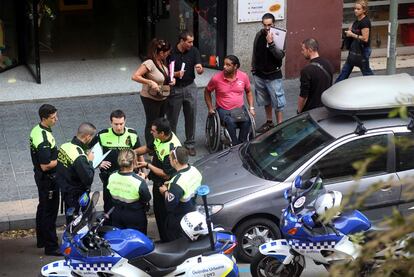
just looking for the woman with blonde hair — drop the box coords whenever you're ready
[107,149,151,234]
[132,38,175,145]
[336,0,374,82]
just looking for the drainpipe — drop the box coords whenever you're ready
[386,0,398,75]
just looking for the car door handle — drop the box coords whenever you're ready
[380,185,392,192]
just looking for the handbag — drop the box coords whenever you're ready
[346,39,366,67]
[230,107,248,123]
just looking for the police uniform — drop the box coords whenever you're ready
[93,127,141,214]
[165,165,202,241]
[149,132,181,242]
[56,137,94,224]
[107,171,151,234]
[30,123,59,253]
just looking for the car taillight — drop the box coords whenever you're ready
[223,242,237,255]
[63,247,72,255]
[287,227,297,235]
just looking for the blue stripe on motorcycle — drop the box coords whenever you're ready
[53,262,59,267]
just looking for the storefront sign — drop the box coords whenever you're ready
[238,0,285,23]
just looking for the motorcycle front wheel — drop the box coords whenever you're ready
[250,254,300,277]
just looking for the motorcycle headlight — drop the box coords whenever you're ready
[196,204,223,216]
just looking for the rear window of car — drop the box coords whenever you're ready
[395,132,414,172]
[243,115,334,181]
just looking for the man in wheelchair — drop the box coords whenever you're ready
[204,55,255,146]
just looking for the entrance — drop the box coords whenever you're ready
[138,0,227,69]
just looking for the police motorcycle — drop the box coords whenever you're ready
[250,175,372,277]
[40,185,239,277]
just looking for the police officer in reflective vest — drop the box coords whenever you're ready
[91,110,143,218]
[56,122,96,224]
[107,149,151,234]
[29,104,60,256]
[136,118,181,242]
[159,146,202,241]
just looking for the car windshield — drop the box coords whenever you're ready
[241,114,334,181]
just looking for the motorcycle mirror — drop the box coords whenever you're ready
[91,191,100,207]
[197,185,210,196]
[284,189,292,200]
[294,175,303,189]
[66,207,75,217]
[79,193,89,208]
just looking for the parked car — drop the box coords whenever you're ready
[195,74,414,262]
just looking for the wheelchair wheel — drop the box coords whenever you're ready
[205,112,221,153]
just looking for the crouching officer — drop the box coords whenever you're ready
[92,110,144,220]
[30,104,60,256]
[135,118,182,242]
[107,149,151,234]
[159,146,202,241]
[56,122,96,224]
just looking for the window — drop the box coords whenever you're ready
[395,132,414,171]
[307,135,389,182]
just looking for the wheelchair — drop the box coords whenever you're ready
[205,108,256,153]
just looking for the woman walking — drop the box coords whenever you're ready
[132,38,175,144]
[336,0,373,83]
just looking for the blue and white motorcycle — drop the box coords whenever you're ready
[40,186,239,277]
[250,175,372,277]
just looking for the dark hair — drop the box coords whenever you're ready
[171,146,189,164]
[151,118,171,136]
[110,109,126,121]
[224,55,240,68]
[262,13,275,23]
[38,104,57,120]
[302,38,319,52]
[178,30,194,42]
[147,38,171,63]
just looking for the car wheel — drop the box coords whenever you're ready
[235,218,281,262]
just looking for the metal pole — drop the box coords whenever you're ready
[386,0,399,75]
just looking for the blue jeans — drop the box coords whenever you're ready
[335,47,374,83]
[217,107,251,146]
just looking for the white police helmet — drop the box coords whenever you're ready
[180,211,209,241]
[314,191,342,216]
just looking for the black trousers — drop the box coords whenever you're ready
[112,205,148,235]
[165,213,186,242]
[99,171,113,225]
[140,96,167,145]
[63,190,84,225]
[152,183,168,242]
[166,83,197,148]
[34,170,59,252]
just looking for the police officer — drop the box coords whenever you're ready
[136,118,181,242]
[30,104,60,256]
[107,149,151,234]
[92,110,143,218]
[56,122,96,224]
[159,146,202,241]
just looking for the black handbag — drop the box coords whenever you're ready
[230,107,248,122]
[346,39,366,67]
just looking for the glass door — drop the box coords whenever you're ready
[22,0,41,83]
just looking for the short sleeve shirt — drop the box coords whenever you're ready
[352,16,371,47]
[140,59,169,101]
[206,70,251,110]
[168,46,202,86]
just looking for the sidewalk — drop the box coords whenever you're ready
[0,55,413,232]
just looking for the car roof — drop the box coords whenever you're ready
[308,107,410,139]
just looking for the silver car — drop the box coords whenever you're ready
[195,107,414,262]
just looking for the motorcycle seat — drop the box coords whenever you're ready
[144,235,213,268]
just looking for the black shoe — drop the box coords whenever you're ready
[36,242,44,248]
[187,147,196,156]
[44,249,62,256]
[256,121,275,133]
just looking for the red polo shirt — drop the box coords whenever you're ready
[206,70,251,110]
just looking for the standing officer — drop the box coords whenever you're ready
[92,110,143,218]
[57,122,96,224]
[135,118,181,242]
[159,146,202,241]
[167,30,204,156]
[30,104,60,256]
[107,149,151,234]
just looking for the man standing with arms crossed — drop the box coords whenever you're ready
[167,30,203,156]
[30,104,60,256]
[252,13,286,133]
[92,110,143,220]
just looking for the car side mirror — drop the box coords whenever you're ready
[284,189,292,200]
[294,175,303,189]
[79,192,90,208]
